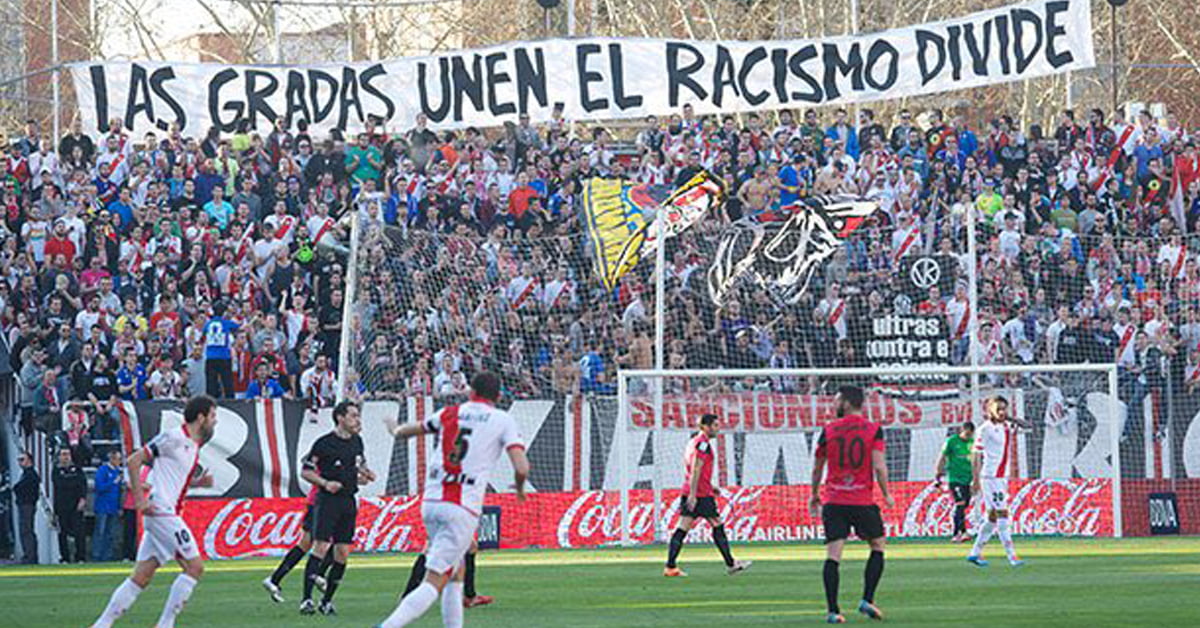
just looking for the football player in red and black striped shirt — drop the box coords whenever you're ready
[663,414,751,577]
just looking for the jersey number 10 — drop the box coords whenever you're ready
[830,436,866,468]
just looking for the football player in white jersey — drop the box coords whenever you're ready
[91,395,218,628]
[967,396,1029,568]
[376,371,530,628]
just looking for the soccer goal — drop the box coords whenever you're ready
[614,364,1126,546]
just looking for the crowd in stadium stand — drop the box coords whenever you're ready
[5,103,1200,472]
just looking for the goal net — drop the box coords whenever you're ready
[614,364,1125,546]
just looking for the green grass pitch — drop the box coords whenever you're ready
[2,538,1198,627]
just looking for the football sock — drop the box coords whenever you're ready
[94,577,143,628]
[712,525,735,567]
[463,552,478,598]
[863,551,884,603]
[381,581,439,628]
[970,520,996,557]
[441,581,465,628]
[666,528,686,568]
[321,561,346,603]
[823,559,840,614]
[404,554,428,596]
[953,502,967,535]
[996,518,1017,560]
[156,573,197,628]
[318,551,334,576]
[302,553,324,601]
[271,545,306,584]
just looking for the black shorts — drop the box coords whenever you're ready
[949,483,971,506]
[313,495,357,544]
[679,496,719,519]
[822,504,885,543]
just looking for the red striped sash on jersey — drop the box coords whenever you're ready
[106,151,128,183]
[273,215,296,240]
[1092,125,1138,192]
[982,339,999,364]
[440,404,463,504]
[235,225,255,263]
[1172,248,1188,279]
[176,424,199,515]
[1118,324,1135,360]
[512,277,538,309]
[1097,278,1114,305]
[547,281,573,308]
[827,300,845,328]
[312,217,335,244]
[997,427,1011,478]
[893,227,919,263]
[954,303,971,340]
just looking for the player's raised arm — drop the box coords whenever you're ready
[385,409,433,439]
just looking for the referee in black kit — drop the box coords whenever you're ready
[298,400,376,616]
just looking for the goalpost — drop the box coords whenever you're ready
[616,363,1124,547]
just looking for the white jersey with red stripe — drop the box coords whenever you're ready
[946,298,970,341]
[142,424,199,516]
[818,297,848,340]
[1115,322,1138,367]
[973,419,1015,479]
[423,399,525,515]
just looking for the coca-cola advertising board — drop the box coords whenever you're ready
[184,479,1113,560]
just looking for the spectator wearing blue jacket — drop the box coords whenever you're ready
[245,362,287,399]
[824,108,859,159]
[115,349,148,401]
[92,450,123,562]
[204,301,241,398]
[579,341,606,393]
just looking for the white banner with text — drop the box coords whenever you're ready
[70,0,1093,137]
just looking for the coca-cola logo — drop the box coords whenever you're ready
[902,482,961,537]
[358,495,423,553]
[555,487,772,548]
[201,496,427,559]
[902,478,1111,538]
[1010,478,1108,536]
[204,499,306,560]
[556,491,657,548]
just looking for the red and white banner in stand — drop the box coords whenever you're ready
[185,478,1113,560]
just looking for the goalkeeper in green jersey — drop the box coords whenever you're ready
[935,422,975,542]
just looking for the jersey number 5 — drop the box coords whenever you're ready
[831,436,866,468]
[448,427,474,465]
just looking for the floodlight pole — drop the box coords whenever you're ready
[1110,2,1119,113]
[652,220,666,542]
[52,0,60,142]
[273,0,283,63]
[966,189,982,422]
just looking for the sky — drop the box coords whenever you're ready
[101,0,341,60]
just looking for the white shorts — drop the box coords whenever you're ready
[422,500,479,575]
[982,477,1010,512]
[137,515,200,565]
